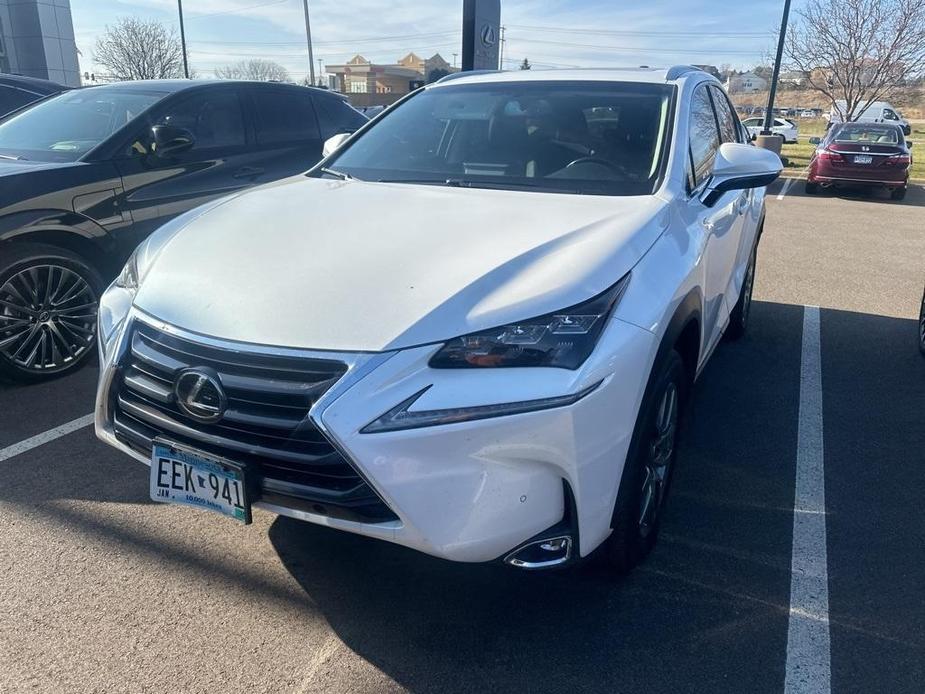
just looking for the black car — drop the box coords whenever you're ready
[0,74,70,118]
[0,80,367,381]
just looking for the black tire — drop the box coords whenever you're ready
[891,186,907,201]
[918,286,925,357]
[602,349,686,575]
[805,181,819,195]
[725,246,757,341]
[0,243,102,382]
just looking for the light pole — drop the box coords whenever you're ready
[317,58,324,86]
[301,0,316,87]
[177,0,189,78]
[758,0,792,152]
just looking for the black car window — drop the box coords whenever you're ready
[153,90,246,151]
[252,88,321,145]
[0,86,38,116]
[313,96,367,140]
[689,84,720,188]
[709,86,739,144]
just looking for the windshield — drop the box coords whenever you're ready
[325,81,674,196]
[833,125,900,145]
[0,87,165,162]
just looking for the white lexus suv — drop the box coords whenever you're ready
[95,67,780,574]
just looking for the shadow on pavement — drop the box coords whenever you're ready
[267,301,807,694]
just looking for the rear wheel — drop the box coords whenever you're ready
[918,287,925,356]
[725,247,757,341]
[0,243,102,382]
[805,181,819,195]
[891,186,907,201]
[602,350,686,575]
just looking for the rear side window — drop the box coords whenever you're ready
[313,96,367,140]
[252,88,320,145]
[689,85,721,188]
[710,87,740,144]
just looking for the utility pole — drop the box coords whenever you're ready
[317,58,323,87]
[177,0,189,78]
[499,26,505,70]
[452,53,458,68]
[759,0,792,147]
[301,0,316,87]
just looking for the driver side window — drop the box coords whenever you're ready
[126,90,246,157]
[688,85,721,191]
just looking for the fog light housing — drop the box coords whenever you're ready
[504,536,572,569]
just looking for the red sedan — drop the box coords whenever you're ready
[806,123,911,200]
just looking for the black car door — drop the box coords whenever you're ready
[113,86,254,246]
[243,85,327,184]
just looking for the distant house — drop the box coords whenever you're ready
[326,52,458,106]
[725,72,769,94]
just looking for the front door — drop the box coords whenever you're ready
[113,87,253,247]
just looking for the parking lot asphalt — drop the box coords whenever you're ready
[1,182,924,693]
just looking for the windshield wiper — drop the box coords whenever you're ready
[376,177,585,194]
[318,167,356,181]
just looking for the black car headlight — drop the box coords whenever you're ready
[429,274,630,370]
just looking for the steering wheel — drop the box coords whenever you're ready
[564,157,622,174]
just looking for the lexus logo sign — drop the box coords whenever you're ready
[174,368,227,424]
[480,23,496,48]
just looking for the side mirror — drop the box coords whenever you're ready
[907,141,914,149]
[323,132,352,158]
[808,136,822,145]
[703,142,782,207]
[151,124,194,158]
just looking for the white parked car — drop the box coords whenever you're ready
[741,116,799,143]
[95,66,781,574]
[829,100,911,136]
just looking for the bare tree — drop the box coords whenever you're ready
[519,58,532,70]
[94,17,185,81]
[785,0,925,120]
[215,59,291,82]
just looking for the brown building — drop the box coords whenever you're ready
[327,52,456,107]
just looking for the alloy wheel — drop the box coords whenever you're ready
[919,293,925,353]
[0,264,98,373]
[638,381,679,537]
[741,255,756,327]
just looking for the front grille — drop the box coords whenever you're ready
[111,321,398,523]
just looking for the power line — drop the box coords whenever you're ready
[186,31,461,47]
[184,0,289,21]
[505,23,772,38]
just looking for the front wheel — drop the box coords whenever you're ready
[602,350,686,575]
[0,243,102,382]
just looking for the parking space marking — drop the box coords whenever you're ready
[777,177,798,200]
[0,413,94,463]
[784,306,831,694]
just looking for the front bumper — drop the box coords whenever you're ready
[96,308,656,564]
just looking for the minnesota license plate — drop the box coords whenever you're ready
[853,155,873,164]
[150,440,251,523]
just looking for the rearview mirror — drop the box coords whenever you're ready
[323,132,352,158]
[808,136,822,145]
[151,124,195,158]
[703,143,782,207]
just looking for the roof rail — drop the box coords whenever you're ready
[666,65,703,81]
[437,69,500,84]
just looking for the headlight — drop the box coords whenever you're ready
[429,274,630,370]
[115,248,140,291]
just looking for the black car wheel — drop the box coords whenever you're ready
[0,243,102,382]
[602,349,686,575]
[918,287,925,357]
[805,181,819,195]
[891,186,907,201]
[725,246,757,341]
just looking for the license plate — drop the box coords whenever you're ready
[150,440,251,523]
[853,155,873,164]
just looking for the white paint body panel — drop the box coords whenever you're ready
[96,68,776,564]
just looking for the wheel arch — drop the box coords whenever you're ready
[0,210,117,275]
[657,288,703,387]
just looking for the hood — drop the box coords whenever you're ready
[135,176,668,352]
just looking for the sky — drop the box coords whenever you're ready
[71,0,798,81]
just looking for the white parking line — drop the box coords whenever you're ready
[784,306,831,694]
[777,177,798,200]
[0,413,94,463]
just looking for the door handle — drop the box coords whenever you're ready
[735,194,749,215]
[233,167,265,179]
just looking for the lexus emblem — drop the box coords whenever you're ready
[174,368,226,424]
[480,23,496,48]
